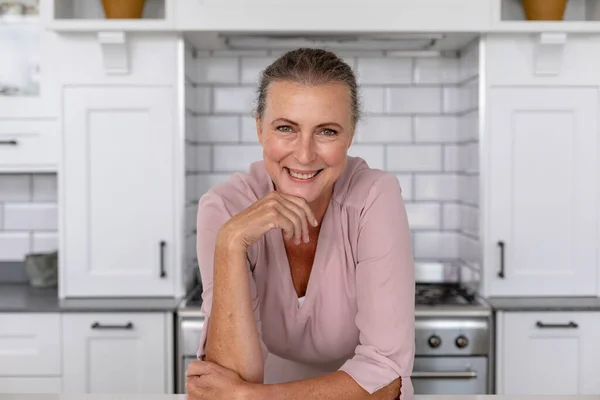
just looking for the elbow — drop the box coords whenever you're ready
[373,377,401,400]
[204,351,264,384]
[241,367,264,384]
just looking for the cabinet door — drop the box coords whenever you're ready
[62,86,176,297]
[0,377,62,393]
[176,0,491,32]
[498,312,600,395]
[62,313,168,393]
[487,87,598,296]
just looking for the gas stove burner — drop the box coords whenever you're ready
[415,283,478,306]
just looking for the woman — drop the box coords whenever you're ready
[186,48,415,400]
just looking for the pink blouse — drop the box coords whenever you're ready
[195,156,415,398]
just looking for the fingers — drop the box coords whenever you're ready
[185,360,213,378]
[277,197,310,244]
[281,194,318,229]
[273,203,301,243]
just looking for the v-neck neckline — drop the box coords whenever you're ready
[274,202,332,316]
[265,168,338,317]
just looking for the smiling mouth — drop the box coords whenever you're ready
[285,167,323,180]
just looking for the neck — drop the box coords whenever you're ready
[309,186,333,224]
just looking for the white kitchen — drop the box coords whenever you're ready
[1,0,599,398]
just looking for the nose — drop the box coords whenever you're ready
[293,133,317,165]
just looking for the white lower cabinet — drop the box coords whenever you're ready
[497,311,600,395]
[62,313,171,394]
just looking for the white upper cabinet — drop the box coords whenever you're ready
[498,311,600,395]
[485,87,598,297]
[61,86,177,297]
[175,0,492,32]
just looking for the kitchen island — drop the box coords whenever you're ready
[1,395,599,400]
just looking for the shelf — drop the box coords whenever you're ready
[495,0,600,32]
[47,0,174,32]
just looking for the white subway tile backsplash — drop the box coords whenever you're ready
[415,174,459,201]
[442,87,461,114]
[185,145,196,171]
[459,40,479,82]
[32,175,57,202]
[213,87,256,114]
[356,57,412,84]
[241,57,275,84]
[443,145,460,172]
[32,232,58,253]
[413,57,459,84]
[185,82,196,113]
[0,175,30,201]
[414,231,458,259]
[414,116,458,143]
[459,175,479,206]
[196,57,239,83]
[458,234,480,263]
[196,86,212,114]
[462,205,479,236]
[213,145,263,172]
[241,116,259,143]
[0,205,3,228]
[354,116,411,143]
[396,174,413,201]
[3,203,58,231]
[186,204,197,235]
[459,111,478,142]
[196,116,239,142]
[461,142,479,173]
[0,232,30,261]
[405,203,441,230]
[197,174,233,196]
[442,203,461,230]
[386,87,442,114]
[386,145,442,172]
[193,145,212,172]
[186,175,198,203]
[361,87,385,113]
[347,145,385,170]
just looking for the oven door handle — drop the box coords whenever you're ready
[411,370,478,379]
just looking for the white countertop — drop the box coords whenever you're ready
[2,395,599,400]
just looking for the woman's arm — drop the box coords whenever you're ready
[245,371,401,400]
[204,235,265,383]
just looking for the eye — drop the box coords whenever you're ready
[320,128,338,136]
[276,125,293,133]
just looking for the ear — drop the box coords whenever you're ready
[256,116,263,145]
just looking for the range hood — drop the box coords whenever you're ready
[185,31,478,56]
[220,32,445,52]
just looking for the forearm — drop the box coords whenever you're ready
[246,371,401,400]
[205,237,264,383]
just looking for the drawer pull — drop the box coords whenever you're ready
[159,240,167,278]
[0,140,18,146]
[497,241,505,278]
[91,322,134,330]
[536,321,578,329]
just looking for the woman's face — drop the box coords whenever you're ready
[257,80,354,205]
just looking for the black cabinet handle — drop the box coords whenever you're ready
[91,322,134,330]
[160,240,167,278]
[0,140,18,146]
[497,241,505,278]
[536,321,578,329]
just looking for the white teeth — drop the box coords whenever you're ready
[288,169,318,179]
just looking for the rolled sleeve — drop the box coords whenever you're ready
[339,174,415,398]
[194,193,269,362]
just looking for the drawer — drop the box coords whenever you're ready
[486,34,600,85]
[0,120,58,172]
[0,377,62,393]
[0,313,61,376]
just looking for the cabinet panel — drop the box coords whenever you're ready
[176,0,492,32]
[0,120,58,172]
[499,311,600,395]
[487,87,598,296]
[62,313,168,393]
[0,314,61,376]
[61,86,176,297]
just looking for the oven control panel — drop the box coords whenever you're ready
[416,317,489,356]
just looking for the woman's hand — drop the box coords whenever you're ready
[218,191,318,250]
[185,360,252,400]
